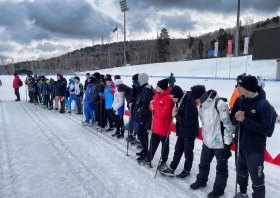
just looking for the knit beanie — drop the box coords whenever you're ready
[132,74,138,82]
[58,74,63,79]
[238,76,258,92]
[157,79,169,91]
[115,75,121,80]
[88,77,95,84]
[93,72,100,79]
[170,85,184,101]
[191,85,206,100]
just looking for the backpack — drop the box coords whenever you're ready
[18,78,23,87]
[236,98,276,138]
[214,97,228,141]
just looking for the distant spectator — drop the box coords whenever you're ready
[257,76,265,89]
[13,73,20,101]
[114,75,121,81]
[168,73,176,88]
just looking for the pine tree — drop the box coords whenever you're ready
[198,40,204,59]
[157,28,170,62]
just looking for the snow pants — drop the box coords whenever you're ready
[146,133,169,163]
[115,115,124,133]
[67,93,75,113]
[196,144,228,195]
[94,100,105,128]
[106,109,115,128]
[84,110,94,124]
[75,95,82,114]
[28,91,33,102]
[237,149,265,198]
[14,88,20,101]
[170,137,195,172]
[137,122,149,153]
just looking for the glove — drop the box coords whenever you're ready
[222,144,232,160]
[111,107,116,114]
[99,93,103,96]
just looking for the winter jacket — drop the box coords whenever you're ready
[49,79,55,96]
[32,79,39,93]
[25,77,34,91]
[199,90,235,149]
[55,77,67,96]
[230,87,270,152]
[90,80,104,105]
[258,76,265,89]
[135,83,155,122]
[229,87,241,109]
[168,76,176,88]
[69,77,75,94]
[84,83,95,112]
[149,87,174,136]
[39,76,48,95]
[174,91,200,138]
[118,84,133,110]
[100,81,115,110]
[13,75,20,88]
[74,83,83,96]
[112,79,125,115]
[84,79,89,91]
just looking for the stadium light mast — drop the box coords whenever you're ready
[234,0,241,57]
[119,0,129,67]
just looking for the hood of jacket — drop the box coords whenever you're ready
[70,77,75,85]
[139,73,149,86]
[200,90,218,108]
[118,84,130,92]
[157,86,171,99]
[144,84,155,96]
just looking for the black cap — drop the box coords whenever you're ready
[93,72,100,79]
[171,73,174,76]
[191,85,206,100]
[100,74,105,79]
[170,85,184,101]
[74,76,80,81]
[57,73,60,76]
[105,76,112,81]
[132,74,138,82]
[27,73,31,77]
[238,76,258,92]
[115,75,121,79]
[14,73,17,76]
[157,79,169,91]
[88,77,95,84]
[34,74,37,77]
[86,73,90,76]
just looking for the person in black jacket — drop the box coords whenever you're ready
[32,75,41,103]
[83,73,90,94]
[55,74,67,113]
[159,86,199,179]
[118,83,134,140]
[134,73,155,157]
[90,72,105,131]
[230,76,271,198]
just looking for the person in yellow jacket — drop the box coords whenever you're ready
[229,74,246,110]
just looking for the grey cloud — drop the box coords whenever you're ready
[160,14,196,32]
[36,42,68,52]
[0,43,14,52]
[0,0,121,44]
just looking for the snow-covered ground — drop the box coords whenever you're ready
[1,56,280,198]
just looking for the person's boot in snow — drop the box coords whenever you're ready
[207,191,224,198]
[137,157,151,167]
[105,127,114,132]
[130,139,140,146]
[190,181,207,190]
[82,123,89,126]
[126,135,135,142]
[159,167,174,177]
[233,193,249,198]
[176,170,190,179]
[136,143,143,150]
[112,131,120,137]
[136,150,147,157]
[116,130,124,139]
[158,161,168,171]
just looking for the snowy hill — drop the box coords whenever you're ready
[0,56,280,198]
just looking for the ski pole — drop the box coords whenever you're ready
[25,84,27,103]
[235,121,241,195]
[154,118,174,178]
[126,107,132,156]
[100,96,103,133]
[149,112,154,168]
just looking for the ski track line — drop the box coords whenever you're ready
[0,102,17,198]
[24,104,195,198]
[19,103,114,198]
[24,103,280,197]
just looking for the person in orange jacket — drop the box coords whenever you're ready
[137,79,174,170]
[229,74,246,110]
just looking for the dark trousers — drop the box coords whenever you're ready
[137,122,149,153]
[170,137,195,172]
[147,133,169,163]
[14,88,20,100]
[106,109,115,128]
[34,92,40,103]
[237,149,265,198]
[129,117,137,136]
[94,100,105,128]
[28,91,33,102]
[75,95,82,114]
[45,94,51,107]
[196,144,228,195]
[115,115,124,133]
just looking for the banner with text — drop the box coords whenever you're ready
[214,42,219,57]
[228,40,232,55]
[244,37,249,55]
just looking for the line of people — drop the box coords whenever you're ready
[12,71,275,198]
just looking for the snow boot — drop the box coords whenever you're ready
[112,131,120,137]
[190,181,207,190]
[137,157,151,167]
[136,143,143,150]
[116,133,124,139]
[176,170,191,179]
[43,106,49,109]
[82,123,89,126]
[130,139,140,146]
[207,191,224,198]
[159,167,174,177]
[126,135,135,142]
[105,127,114,132]
[158,161,168,171]
[233,193,249,198]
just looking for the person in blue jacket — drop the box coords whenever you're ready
[83,76,95,127]
[100,76,116,131]
[67,77,76,113]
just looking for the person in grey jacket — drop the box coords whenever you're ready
[189,85,236,198]
[90,72,105,131]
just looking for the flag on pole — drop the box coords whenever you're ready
[113,26,118,33]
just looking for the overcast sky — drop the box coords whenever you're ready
[0,0,279,62]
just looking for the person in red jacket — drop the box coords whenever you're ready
[13,73,20,101]
[137,79,174,170]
